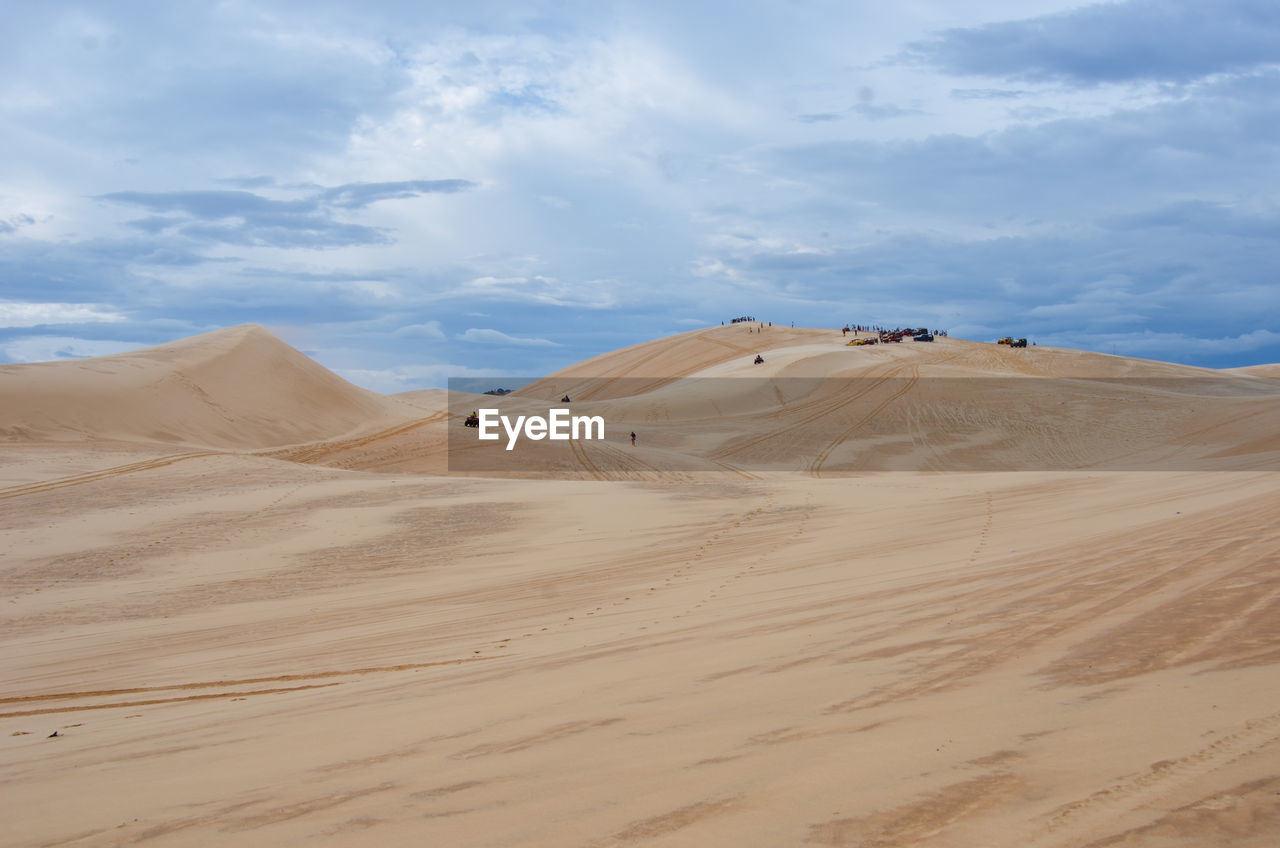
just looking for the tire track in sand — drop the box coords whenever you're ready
[0,657,494,718]
[1038,710,1280,843]
[708,365,902,462]
[807,364,920,476]
[568,436,608,480]
[0,452,220,501]
[0,414,449,499]
[807,349,963,476]
[260,412,448,465]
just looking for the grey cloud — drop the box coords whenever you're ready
[906,0,1280,85]
[1,7,412,178]
[100,190,304,219]
[487,85,562,116]
[709,223,1280,351]
[852,102,923,120]
[98,179,475,249]
[1105,200,1280,239]
[796,112,842,123]
[0,237,221,301]
[320,180,477,209]
[0,213,36,234]
[772,70,1280,220]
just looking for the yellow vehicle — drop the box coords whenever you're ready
[997,337,1014,345]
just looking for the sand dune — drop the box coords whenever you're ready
[2,324,1279,847]
[0,325,415,449]
[447,326,1280,476]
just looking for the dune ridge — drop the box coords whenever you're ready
[3,324,1275,473]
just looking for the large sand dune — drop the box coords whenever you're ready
[2,324,1279,847]
[0,325,415,449]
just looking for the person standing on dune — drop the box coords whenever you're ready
[630,431,636,446]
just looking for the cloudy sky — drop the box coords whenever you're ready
[3,0,1279,390]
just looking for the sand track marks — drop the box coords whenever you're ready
[1036,711,1280,846]
[0,451,219,501]
[808,364,921,475]
[708,365,902,463]
[0,657,493,718]
[569,436,608,480]
[260,412,448,465]
[0,414,447,500]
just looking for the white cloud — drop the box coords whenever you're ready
[459,275,618,309]
[457,328,559,346]
[391,321,446,340]
[3,335,142,362]
[334,362,508,393]
[0,301,126,327]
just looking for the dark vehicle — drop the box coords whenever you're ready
[913,333,934,342]
[754,354,765,364]
[464,413,480,428]
[1010,338,1028,348]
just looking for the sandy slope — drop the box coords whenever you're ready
[2,325,1279,847]
[0,325,416,449]
[1230,363,1280,378]
[452,327,1280,476]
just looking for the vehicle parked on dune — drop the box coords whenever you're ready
[913,333,934,342]
[998,337,1014,345]
[1010,338,1028,348]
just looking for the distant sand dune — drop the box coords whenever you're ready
[3,324,1275,475]
[0,324,418,449]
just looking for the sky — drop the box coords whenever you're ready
[2,0,1279,391]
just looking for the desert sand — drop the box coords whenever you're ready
[2,323,1279,847]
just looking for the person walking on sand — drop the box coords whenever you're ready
[630,431,636,446]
